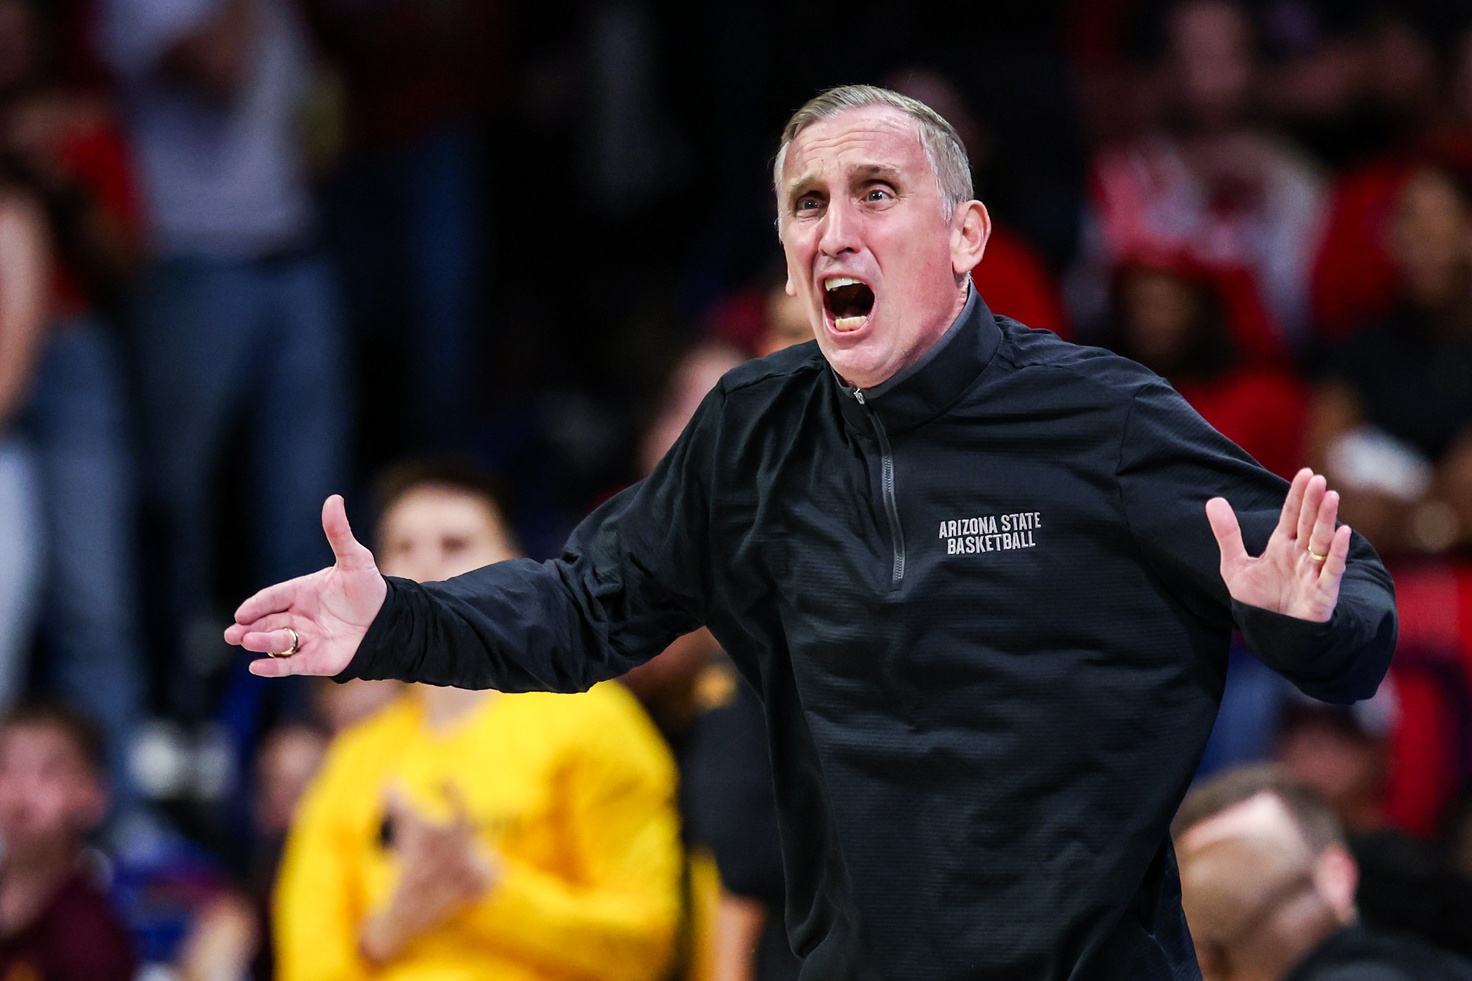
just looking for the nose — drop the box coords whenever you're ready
[818,198,859,257]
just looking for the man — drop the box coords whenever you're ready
[227,86,1396,979]
[0,703,137,981]
[1173,764,1472,980]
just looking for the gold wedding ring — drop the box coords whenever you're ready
[270,627,300,658]
[1306,547,1328,563]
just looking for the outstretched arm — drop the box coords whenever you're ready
[225,494,385,678]
[1118,379,1396,704]
[227,384,725,691]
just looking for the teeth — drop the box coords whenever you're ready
[825,277,862,291]
[834,316,868,331]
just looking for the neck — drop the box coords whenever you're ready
[422,686,497,732]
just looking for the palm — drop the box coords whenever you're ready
[1206,469,1351,624]
[224,495,387,676]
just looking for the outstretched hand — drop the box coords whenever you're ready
[1205,468,1351,624]
[223,495,387,677]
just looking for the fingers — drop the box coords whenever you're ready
[1205,497,1246,568]
[228,612,292,648]
[1276,468,1311,540]
[323,494,376,572]
[1296,472,1327,546]
[1318,523,1352,581]
[247,654,306,678]
[229,577,304,634]
[1305,487,1340,560]
[238,627,299,655]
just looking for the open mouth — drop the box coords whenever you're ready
[824,277,875,332]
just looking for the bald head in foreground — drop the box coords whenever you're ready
[1175,765,1472,981]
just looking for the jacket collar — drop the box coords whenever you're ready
[833,286,1003,436]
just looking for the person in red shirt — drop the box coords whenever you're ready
[0,703,137,981]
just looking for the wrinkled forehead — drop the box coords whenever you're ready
[779,106,929,191]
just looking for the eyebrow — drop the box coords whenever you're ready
[785,163,905,211]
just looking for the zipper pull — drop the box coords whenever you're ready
[853,389,866,405]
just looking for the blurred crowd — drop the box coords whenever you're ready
[1,0,1472,977]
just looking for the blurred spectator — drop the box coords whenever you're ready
[627,339,803,980]
[759,274,810,358]
[1275,700,1395,836]
[638,341,747,478]
[274,459,682,980]
[619,626,725,981]
[1174,764,1472,977]
[1261,7,1444,169]
[306,0,507,463]
[1072,0,1326,349]
[95,0,349,707]
[0,702,136,981]
[0,185,48,712]
[1105,248,1308,479]
[0,0,147,812]
[686,678,801,981]
[173,721,327,981]
[1306,161,1472,556]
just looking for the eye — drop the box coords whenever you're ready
[794,193,823,214]
[865,186,893,202]
[443,536,468,554]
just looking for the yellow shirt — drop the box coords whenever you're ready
[274,683,682,981]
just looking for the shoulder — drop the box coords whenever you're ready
[992,317,1166,407]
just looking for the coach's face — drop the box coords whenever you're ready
[778,105,988,390]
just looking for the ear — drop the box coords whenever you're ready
[951,200,991,278]
[1313,844,1359,922]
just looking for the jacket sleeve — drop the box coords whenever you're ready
[443,700,683,980]
[1115,377,1397,704]
[341,386,726,693]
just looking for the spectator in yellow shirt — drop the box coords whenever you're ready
[273,461,683,981]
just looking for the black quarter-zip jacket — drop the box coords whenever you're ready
[344,292,1397,980]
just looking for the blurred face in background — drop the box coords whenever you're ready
[377,485,520,584]
[777,105,984,390]
[761,281,811,357]
[639,343,746,477]
[253,724,327,836]
[1166,0,1256,131]
[1117,267,1201,373]
[1390,168,1472,313]
[0,723,105,852]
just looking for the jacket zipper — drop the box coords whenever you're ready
[854,389,906,588]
